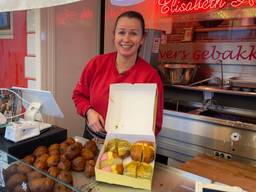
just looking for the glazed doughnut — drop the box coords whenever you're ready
[105,138,131,158]
[130,141,155,163]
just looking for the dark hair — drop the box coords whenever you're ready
[114,11,145,36]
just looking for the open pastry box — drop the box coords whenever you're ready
[95,83,157,190]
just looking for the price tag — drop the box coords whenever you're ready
[0,151,7,163]
[196,181,245,192]
[152,38,161,53]
[0,159,5,187]
[0,150,8,187]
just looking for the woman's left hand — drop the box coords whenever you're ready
[86,108,105,133]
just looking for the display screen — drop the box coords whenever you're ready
[0,89,21,126]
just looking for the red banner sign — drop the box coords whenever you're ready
[158,0,256,15]
[159,42,256,65]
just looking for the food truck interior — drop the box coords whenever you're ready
[155,16,256,170]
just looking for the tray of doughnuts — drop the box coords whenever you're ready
[95,138,156,190]
[3,136,101,192]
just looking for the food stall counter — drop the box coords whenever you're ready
[0,126,67,160]
[1,147,208,192]
[0,135,212,192]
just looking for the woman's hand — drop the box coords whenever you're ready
[86,108,105,133]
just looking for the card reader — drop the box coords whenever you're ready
[4,120,51,142]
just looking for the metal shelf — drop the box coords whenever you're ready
[169,84,256,97]
[194,25,256,32]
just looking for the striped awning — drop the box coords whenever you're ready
[0,0,81,12]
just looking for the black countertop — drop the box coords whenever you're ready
[0,126,67,159]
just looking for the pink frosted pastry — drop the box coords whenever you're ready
[102,166,111,172]
[100,152,108,161]
[99,151,123,174]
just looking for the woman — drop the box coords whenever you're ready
[72,11,163,139]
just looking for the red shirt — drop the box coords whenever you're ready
[72,52,163,135]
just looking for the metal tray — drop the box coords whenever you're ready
[229,77,256,89]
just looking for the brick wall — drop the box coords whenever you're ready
[167,19,256,42]
[165,18,256,82]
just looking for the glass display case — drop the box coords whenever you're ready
[0,136,248,192]
[0,149,79,192]
[0,148,204,192]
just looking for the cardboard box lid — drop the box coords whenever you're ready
[105,83,157,136]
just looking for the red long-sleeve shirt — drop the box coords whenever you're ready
[72,52,163,135]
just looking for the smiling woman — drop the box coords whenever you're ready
[72,11,163,139]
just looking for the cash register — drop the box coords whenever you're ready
[0,87,64,142]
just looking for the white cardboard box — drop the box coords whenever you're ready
[95,83,157,190]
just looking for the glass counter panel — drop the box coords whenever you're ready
[0,149,79,192]
[0,148,204,192]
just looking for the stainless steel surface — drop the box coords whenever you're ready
[229,77,256,89]
[173,85,256,97]
[161,81,256,170]
[218,60,224,88]
[165,109,256,131]
[156,110,256,166]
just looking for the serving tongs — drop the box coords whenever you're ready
[87,125,106,140]
[189,77,220,87]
